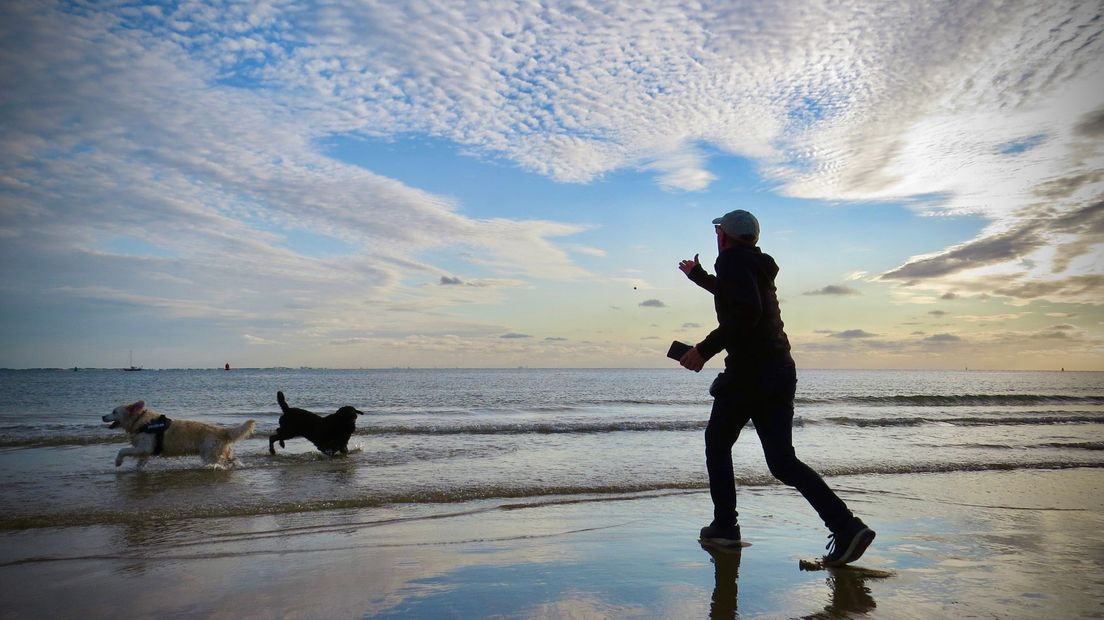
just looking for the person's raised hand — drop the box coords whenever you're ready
[678,253,700,276]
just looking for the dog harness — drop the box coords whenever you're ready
[137,415,172,455]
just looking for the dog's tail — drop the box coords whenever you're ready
[223,420,255,443]
[277,390,290,414]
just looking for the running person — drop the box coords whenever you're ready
[678,209,875,566]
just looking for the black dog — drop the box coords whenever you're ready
[270,391,364,456]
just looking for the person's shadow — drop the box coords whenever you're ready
[700,542,742,619]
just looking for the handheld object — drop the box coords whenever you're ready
[667,340,693,361]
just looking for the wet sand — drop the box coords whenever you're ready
[1,467,1102,618]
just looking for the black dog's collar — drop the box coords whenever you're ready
[137,415,172,455]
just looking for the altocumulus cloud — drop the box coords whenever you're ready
[0,0,597,352]
[639,299,666,308]
[1,0,1102,364]
[285,0,1100,306]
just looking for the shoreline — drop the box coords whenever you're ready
[1,467,1102,618]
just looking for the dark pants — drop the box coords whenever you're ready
[705,363,852,532]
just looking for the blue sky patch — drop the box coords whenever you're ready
[103,236,176,258]
[997,134,1048,155]
[279,228,359,258]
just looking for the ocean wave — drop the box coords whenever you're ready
[1036,441,1104,451]
[819,413,1104,427]
[0,435,126,449]
[2,462,1100,531]
[355,394,1104,414]
[357,420,708,435]
[3,411,1103,447]
[797,394,1104,406]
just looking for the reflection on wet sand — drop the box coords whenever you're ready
[801,569,877,619]
[3,470,1101,618]
[700,543,741,620]
[701,542,878,619]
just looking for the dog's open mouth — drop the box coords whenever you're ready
[106,421,120,429]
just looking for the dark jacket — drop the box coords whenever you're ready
[688,244,792,370]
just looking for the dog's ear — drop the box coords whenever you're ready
[127,401,145,414]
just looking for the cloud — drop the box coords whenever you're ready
[682,322,702,329]
[566,244,607,257]
[500,333,531,339]
[2,0,1103,367]
[878,201,1104,303]
[830,329,878,339]
[879,224,1043,281]
[928,310,947,317]
[544,336,568,341]
[1074,106,1104,138]
[0,1,606,351]
[956,312,1031,323]
[803,285,859,296]
[107,1,1099,262]
[329,337,376,346]
[639,299,666,308]
[1030,330,1071,340]
[923,333,962,343]
[991,274,1104,303]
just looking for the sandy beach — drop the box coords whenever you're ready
[2,466,1101,619]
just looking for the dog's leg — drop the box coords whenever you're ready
[269,434,279,455]
[115,447,149,467]
[202,443,223,466]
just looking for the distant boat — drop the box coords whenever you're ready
[224,362,231,371]
[124,350,142,372]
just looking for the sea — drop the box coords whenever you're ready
[0,367,1101,531]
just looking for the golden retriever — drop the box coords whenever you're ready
[103,400,255,468]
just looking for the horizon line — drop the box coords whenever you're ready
[2,366,1096,373]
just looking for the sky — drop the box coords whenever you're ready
[1,0,1101,370]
